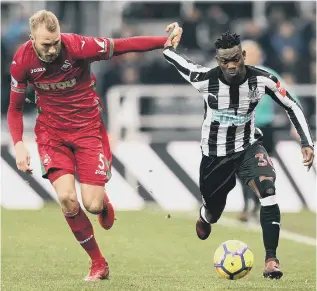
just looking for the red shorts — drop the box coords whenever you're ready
[35,120,112,186]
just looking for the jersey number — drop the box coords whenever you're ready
[98,153,106,170]
[255,153,274,167]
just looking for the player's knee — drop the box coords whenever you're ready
[84,198,104,214]
[257,177,275,198]
[255,177,277,206]
[57,189,78,211]
[81,184,105,214]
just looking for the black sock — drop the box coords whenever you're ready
[260,204,281,261]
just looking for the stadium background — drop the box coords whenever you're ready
[1,2,316,290]
[1,1,316,213]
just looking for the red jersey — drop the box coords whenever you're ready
[11,33,112,130]
[8,33,167,144]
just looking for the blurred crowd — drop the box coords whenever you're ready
[100,2,316,92]
[1,1,316,116]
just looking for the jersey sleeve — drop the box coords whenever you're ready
[7,90,25,145]
[10,58,27,94]
[112,36,167,56]
[70,34,114,61]
[264,75,314,149]
[257,65,301,105]
[163,47,212,92]
[7,49,28,145]
[70,34,168,61]
[8,54,28,145]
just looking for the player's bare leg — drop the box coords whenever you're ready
[248,176,283,279]
[81,184,115,230]
[51,173,108,281]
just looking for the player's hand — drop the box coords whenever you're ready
[165,22,183,49]
[301,146,314,171]
[15,141,33,173]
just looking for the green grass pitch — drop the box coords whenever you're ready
[1,203,316,290]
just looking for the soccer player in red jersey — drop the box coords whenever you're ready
[7,10,181,281]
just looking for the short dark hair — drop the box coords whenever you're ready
[215,31,241,50]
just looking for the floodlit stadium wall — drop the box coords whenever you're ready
[1,85,316,213]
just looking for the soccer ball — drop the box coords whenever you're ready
[214,240,254,280]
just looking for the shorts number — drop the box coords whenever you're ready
[98,153,106,170]
[255,153,274,167]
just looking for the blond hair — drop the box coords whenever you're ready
[29,10,59,33]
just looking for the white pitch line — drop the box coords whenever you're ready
[219,217,316,247]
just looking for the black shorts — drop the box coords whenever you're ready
[199,142,276,223]
[258,124,275,155]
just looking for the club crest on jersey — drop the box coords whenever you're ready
[248,85,259,103]
[61,60,72,71]
[94,38,107,53]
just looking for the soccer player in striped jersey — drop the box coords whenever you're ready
[163,28,314,279]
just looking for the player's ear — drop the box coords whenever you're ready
[29,34,34,42]
[215,54,220,66]
[242,50,246,60]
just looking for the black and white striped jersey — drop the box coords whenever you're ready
[163,47,314,157]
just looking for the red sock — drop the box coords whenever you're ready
[64,205,104,261]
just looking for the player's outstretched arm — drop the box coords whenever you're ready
[264,75,314,170]
[111,22,182,56]
[163,46,212,92]
[162,25,212,92]
[112,36,167,56]
[71,22,182,61]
